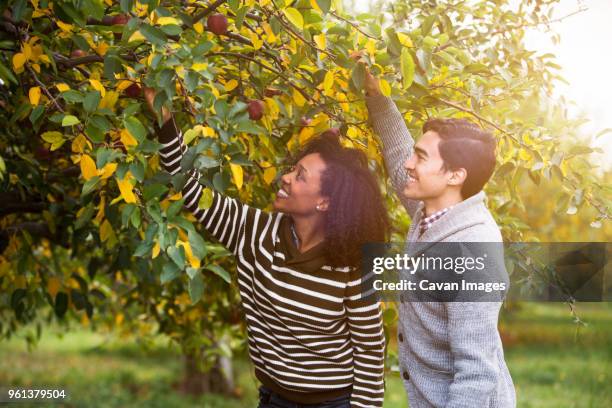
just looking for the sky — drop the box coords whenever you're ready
[346,0,612,170]
[522,0,611,170]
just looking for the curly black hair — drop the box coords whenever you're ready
[294,132,390,268]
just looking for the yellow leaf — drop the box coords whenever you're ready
[229,163,244,190]
[262,22,277,43]
[128,30,146,42]
[249,31,263,50]
[397,32,413,47]
[283,8,304,29]
[152,242,161,259]
[71,133,91,153]
[80,154,98,180]
[180,241,200,269]
[120,128,138,147]
[89,79,106,97]
[365,38,377,56]
[100,219,113,242]
[157,16,180,25]
[31,63,40,73]
[224,79,238,92]
[47,277,61,298]
[95,42,109,56]
[50,140,66,151]
[56,20,73,32]
[198,188,214,210]
[380,79,391,97]
[22,43,32,60]
[115,313,124,326]
[323,70,334,93]
[299,126,315,146]
[292,89,306,107]
[168,192,182,201]
[310,0,322,12]
[193,22,204,34]
[99,90,119,110]
[41,131,64,144]
[12,53,26,71]
[191,62,208,71]
[314,34,326,51]
[99,162,117,179]
[116,80,133,91]
[263,167,277,185]
[56,83,70,92]
[117,173,137,203]
[95,195,105,223]
[202,126,216,137]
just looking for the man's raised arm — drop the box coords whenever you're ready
[364,73,421,219]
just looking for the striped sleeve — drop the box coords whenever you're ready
[156,117,252,254]
[344,268,386,408]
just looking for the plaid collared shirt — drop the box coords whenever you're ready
[419,206,453,237]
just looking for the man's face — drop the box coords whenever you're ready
[403,131,455,200]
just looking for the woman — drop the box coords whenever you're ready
[145,89,388,408]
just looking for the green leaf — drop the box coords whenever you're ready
[103,54,123,81]
[81,176,101,198]
[167,245,185,268]
[188,230,207,259]
[124,117,146,142]
[206,264,231,284]
[83,91,101,113]
[316,0,331,14]
[166,198,184,218]
[82,0,105,20]
[400,48,415,89]
[0,60,18,85]
[62,90,84,104]
[595,128,611,138]
[351,63,366,91]
[62,115,81,126]
[235,120,266,134]
[54,292,69,318]
[143,183,168,201]
[139,24,168,46]
[161,262,181,284]
[283,8,304,30]
[188,272,204,303]
[120,0,134,14]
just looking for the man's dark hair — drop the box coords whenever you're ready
[295,132,390,268]
[423,118,496,199]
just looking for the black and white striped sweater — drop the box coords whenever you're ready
[156,117,385,407]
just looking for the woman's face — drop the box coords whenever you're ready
[273,153,329,215]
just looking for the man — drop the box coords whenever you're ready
[363,69,516,408]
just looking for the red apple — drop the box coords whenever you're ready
[101,15,115,25]
[300,116,312,127]
[207,13,228,35]
[71,49,87,58]
[112,14,130,25]
[124,83,142,98]
[247,100,265,120]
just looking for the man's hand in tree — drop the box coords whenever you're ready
[350,51,382,97]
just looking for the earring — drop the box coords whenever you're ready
[316,205,321,211]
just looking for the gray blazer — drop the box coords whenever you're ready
[366,95,516,408]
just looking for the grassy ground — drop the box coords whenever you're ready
[0,303,609,407]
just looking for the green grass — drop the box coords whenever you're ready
[0,303,609,407]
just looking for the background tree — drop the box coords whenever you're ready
[0,0,609,396]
